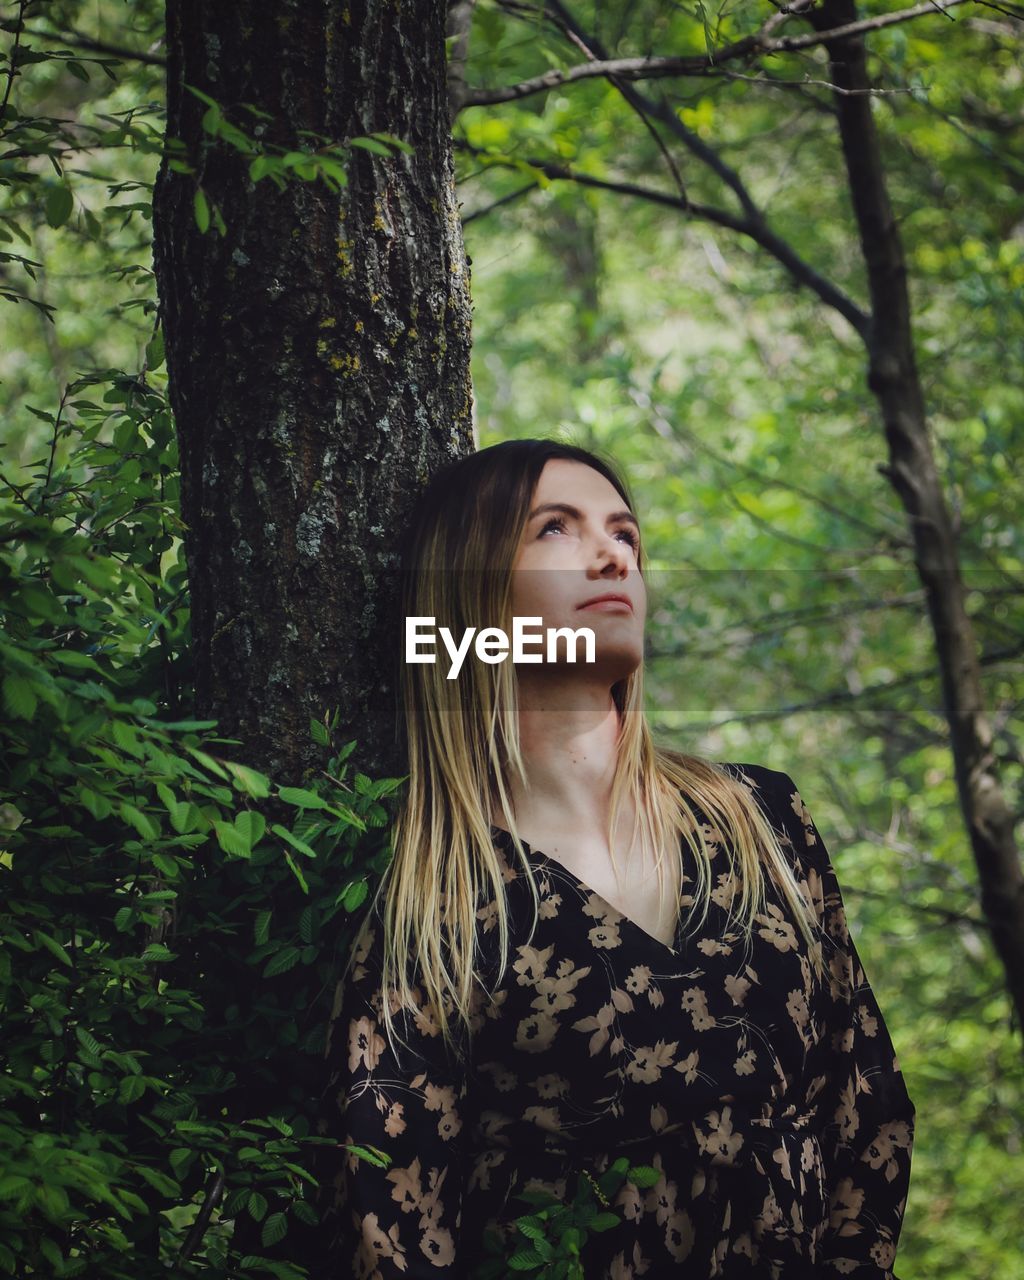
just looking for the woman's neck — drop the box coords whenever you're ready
[492,691,621,833]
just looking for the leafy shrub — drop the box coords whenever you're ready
[0,373,402,1277]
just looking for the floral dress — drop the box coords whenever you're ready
[315,762,915,1278]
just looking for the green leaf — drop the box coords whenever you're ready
[292,1199,319,1226]
[342,1143,392,1169]
[50,649,102,671]
[15,582,66,621]
[277,786,327,809]
[254,910,272,945]
[625,1164,662,1188]
[76,1025,104,1056]
[119,801,159,841]
[225,760,271,796]
[35,930,72,967]
[45,184,74,229]
[368,131,415,155]
[340,879,368,911]
[349,136,395,158]
[186,745,231,779]
[183,83,220,108]
[193,187,210,234]
[271,823,318,859]
[507,1250,544,1270]
[586,1211,622,1232]
[145,330,165,370]
[152,852,181,878]
[141,942,175,963]
[261,1211,288,1247]
[168,800,202,835]
[201,103,222,134]
[247,1190,268,1222]
[214,819,252,857]
[3,674,37,720]
[236,809,266,846]
[282,849,308,893]
[134,1164,178,1196]
[38,1237,64,1269]
[263,946,300,977]
[249,154,274,182]
[118,1074,146,1103]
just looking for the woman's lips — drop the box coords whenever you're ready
[578,598,633,612]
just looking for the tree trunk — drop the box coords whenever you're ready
[152,1,475,1268]
[812,0,1024,1043]
[152,0,474,790]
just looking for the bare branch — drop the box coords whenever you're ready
[461,180,537,223]
[463,0,975,107]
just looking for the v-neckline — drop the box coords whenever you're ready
[489,823,682,957]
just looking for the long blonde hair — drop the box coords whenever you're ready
[340,439,823,1067]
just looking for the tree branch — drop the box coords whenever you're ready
[461,180,538,224]
[22,24,166,68]
[462,0,975,107]
[648,642,1024,733]
[454,139,870,334]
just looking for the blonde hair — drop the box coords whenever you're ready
[340,439,824,1068]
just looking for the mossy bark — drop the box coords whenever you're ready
[153,0,474,786]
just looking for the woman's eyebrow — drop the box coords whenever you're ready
[527,501,640,531]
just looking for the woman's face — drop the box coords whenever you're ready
[510,459,647,683]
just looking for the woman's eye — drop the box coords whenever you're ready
[539,517,567,537]
[539,518,639,551]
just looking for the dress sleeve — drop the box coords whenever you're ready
[314,902,472,1277]
[778,772,916,1279]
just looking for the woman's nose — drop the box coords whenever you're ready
[592,535,630,572]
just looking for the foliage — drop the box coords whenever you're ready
[472,1160,661,1279]
[0,363,421,1275]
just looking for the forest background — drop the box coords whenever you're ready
[1,0,1022,1277]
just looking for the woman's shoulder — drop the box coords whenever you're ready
[718,760,830,872]
[718,759,795,808]
[717,760,811,852]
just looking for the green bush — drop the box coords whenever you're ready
[0,375,402,1277]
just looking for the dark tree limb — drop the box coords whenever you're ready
[453,144,871,336]
[22,23,167,67]
[808,0,1024,1045]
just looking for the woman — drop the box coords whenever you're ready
[315,439,915,1279]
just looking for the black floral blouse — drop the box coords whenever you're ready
[316,762,915,1278]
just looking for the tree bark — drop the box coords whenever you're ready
[153,0,474,790]
[811,0,1024,1043]
[152,2,475,1269]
